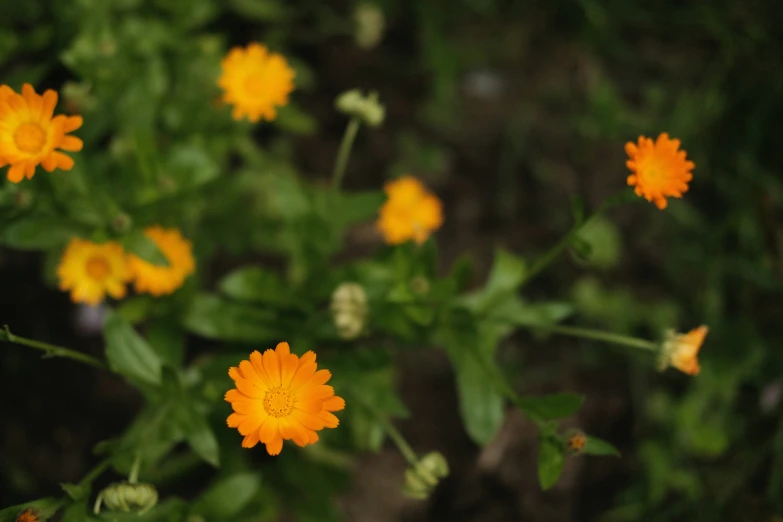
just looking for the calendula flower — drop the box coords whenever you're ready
[57,238,131,306]
[225,342,345,456]
[658,325,708,376]
[377,176,443,245]
[217,43,295,123]
[625,133,694,209]
[127,226,195,297]
[0,83,83,183]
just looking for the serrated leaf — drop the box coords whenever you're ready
[182,294,281,342]
[191,472,261,518]
[538,435,565,490]
[103,312,162,386]
[120,229,169,266]
[584,436,621,457]
[516,393,584,422]
[1,217,87,250]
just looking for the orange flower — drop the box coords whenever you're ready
[15,509,40,522]
[659,325,708,375]
[225,342,345,456]
[567,431,587,453]
[376,175,443,245]
[56,238,131,306]
[127,226,195,297]
[625,133,694,209]
[217,43,295,123]
[0,83,83,183]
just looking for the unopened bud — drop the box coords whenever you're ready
[93,482,158,515]
[566,430,587,454]
[330,282,368,340]
[335,89,385,127]
[354,3,385,49]
[14,190,33,209]
[402,451,449,500]
[111,213,132,234]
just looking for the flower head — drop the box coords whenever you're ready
[566,431,587,454]
[658,325,708,375]
[225,342,345,456]
[376,176,443,245]
[57,238,131,306]
[625,133,694,210]
[218,43,295,123]
[330,282,368,340]
[127,226,195,297]
[0,83,83,183]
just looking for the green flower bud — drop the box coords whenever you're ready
[354,3,385,49]
[335,89,385,127]
[330,282,368,340]
[402,452,449,500]
[93,482,158,515]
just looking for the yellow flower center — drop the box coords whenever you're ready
[263,386,294,418]
[86,256,111,281]
[243,72,268,97]
[13,122,47,154]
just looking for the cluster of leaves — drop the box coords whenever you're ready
[0,0,631,520]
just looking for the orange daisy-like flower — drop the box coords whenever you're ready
[225,342,345,456]
[625,132,694,210]
[659,325,708,376]
[56,238,131,306]
[376,175,443,245]
[0,83,83,183]
[127,226,195,297]
[217,43,295,123]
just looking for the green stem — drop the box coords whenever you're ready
[519,322,658,351]
[351,389,418,465]
[331,117,361,191]
[128,452,141,484]
[1,325,107,370]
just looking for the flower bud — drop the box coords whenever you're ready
[354,3,385,49]
[335,89,385,127]
[566,430,587,454]
[93,482,158,515]
[402,452,449,500]
[658,325,708,376]
[330,282,368,340]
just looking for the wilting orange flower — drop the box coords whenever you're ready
[376,175,443,245]
[225,342,345,456]
[625,132,694,210]
[127,226,195,297]
[217,43,295,123]
[56,238,131,306]
[659,325,708,375]
[15,509,40,522]
[0,83,83,183]
[567,431,587,453]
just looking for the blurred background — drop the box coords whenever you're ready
[1,0,783,520]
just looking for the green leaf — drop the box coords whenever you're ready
[146,319,185,368]
[60,482,89,501]
[435,308,505,445]
[103,312,163,386]
[516,393,584,423]
[191,472,261,519]
[538,434,565,490]
[182,294,281,342]
[175,404,220,467]
[120,229,169,266]
[218,267,291,307]
[166,142,219,188]
[334,190,385,227]
[276,103,317,135]
[485,248,526,296]
[1,216,87,250]
[583,436,621,457]
[0,497,61,521]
